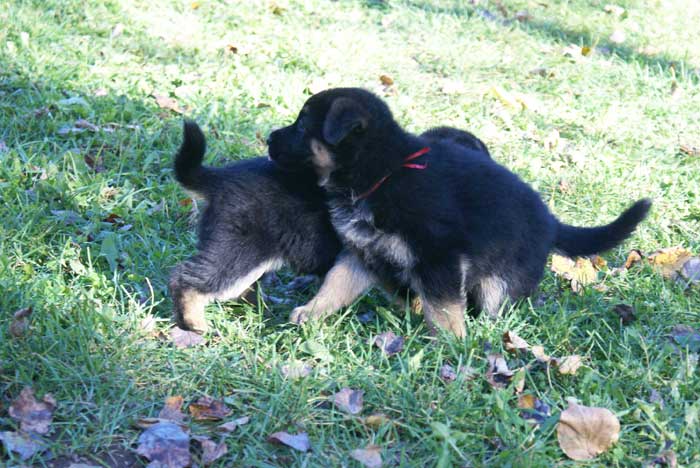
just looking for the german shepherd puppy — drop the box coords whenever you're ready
[169,121,341,333]
[267,88,651,337]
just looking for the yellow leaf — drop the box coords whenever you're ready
[557,402,620,460]
[648,246,692,279]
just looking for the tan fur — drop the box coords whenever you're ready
[177,289,210,333]
[475,275,508,318]
[310,138,336,186]
[290,251,376,324]
[421,298,467,338]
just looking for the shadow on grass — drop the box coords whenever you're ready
[401,0,699,83]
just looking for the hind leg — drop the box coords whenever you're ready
[170,251,283,333]
[414,261,467,337]
[472,274,509,318]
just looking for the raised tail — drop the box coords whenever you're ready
[554,199,652,257]
[174,120,208,191]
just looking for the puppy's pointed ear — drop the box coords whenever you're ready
[323,98,368,145]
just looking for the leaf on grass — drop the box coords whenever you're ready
[514,10,531,22]
[10,306,32,338]
[9,387,56,434]
[84,153,105,172]
[193,436,228,465]
[170,327,205,349]
[563,44,592,60]
[268,431,311,452]
[679,257,700,286]
[159,396,186,423]
[551,254,601,293]
[603,4,625,17]
[152,94,183,114]
[136,421,191,468]
[0,431,46,461]
[280,360,313,379]
[363,413,390,428]
[647,246,693,279]
[613,304,636,325]
[531,345,550,363]
[552,355,583,375]
[300,340,334,362]
[373,331,404,356]
[503,331,529,353]
[333,388,364,415]
[350,445,382,468]
[517,394,551,425]
[646,450,677,468]
[679,144,700,157]
[217,416,250,433]
[625,249,644,269]
[189,396,232,421]
[557,402,620,460]
[485,354,523,392]
[379,74,394,86]
[670,325,700,352]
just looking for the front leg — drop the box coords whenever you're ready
[290,251,376,324]
[413,260,467,338]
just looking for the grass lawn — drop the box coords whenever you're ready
[1,0,699,466]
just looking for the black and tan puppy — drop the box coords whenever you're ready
[267,88,651,337]
[169,121,342,333]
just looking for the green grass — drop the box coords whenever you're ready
[1,0,699,466]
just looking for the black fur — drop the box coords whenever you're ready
[267,87,651,335]
[169,120,341,332]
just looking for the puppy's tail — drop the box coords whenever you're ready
[554,199,651,257]
[174,120,209,191]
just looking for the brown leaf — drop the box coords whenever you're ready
[557,401,620,460]
[280,360,313,379]
[553,355,583,375]
[679,144,700,157]
[9,306,32,338]
[486,354,523,391]
[102,213,123,224]
[373,331,404,356]
[613,304,636,325]
[0,431,46,461]
[646,450,677,468]
[518,395,551,425]
[670,325,700,352]
[268,431,311,452]
[136,421,191,467]
[159,396,186,423]
[551,254,600,293]
[379,74,394,86]
[439,364,458,382]
[217,416,250,433]
[333,388,364,415]
[189,396,232,421]
[170,327,205,348]
[194,436,228,465]
[624,249,644,269]
[84,153,105,172]
[531,345,550,363]
[503,331,529,353]
[363,413,390,428]
[648,246,693,279]
[350,444,382,468]
[152,94,183,114]
[9,387,56,434]
[679,257,700,285]
[514,10,531,22]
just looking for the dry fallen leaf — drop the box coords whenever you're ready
[152,94,183,114]
[280,360,313,379]
[350,444,382,468]
[136,421,191,468]
[531,345,550,363]
[517,394,551,425]
[514,10,531,22]
[268,431,311,452]
[189,396,232,421]
[553,355,583,375]
[379,74,394,86]
[217,416,250,433]
[503,331,530,353]
[373,331,404,356]
[551,254,601,293]
[679,257,700,286]
[679,144,700,157]
[10,306,32,337]
[159,396,186,423]
[193,435,228,465]
[333,388,364,415]
[624,249,644,269]
[557,401,620,460]
[485,354,523,391]
[613,304,636,325]
[648,246,693,279]
[9,387,56,434]
[0,431,46,461]
[646,450,677,468]
[363,413,390,428]
[670,325,700,352]
[170,327,205,348]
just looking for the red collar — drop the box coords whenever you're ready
[354,147,430,201]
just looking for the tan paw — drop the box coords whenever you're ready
[289,305,321,325]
